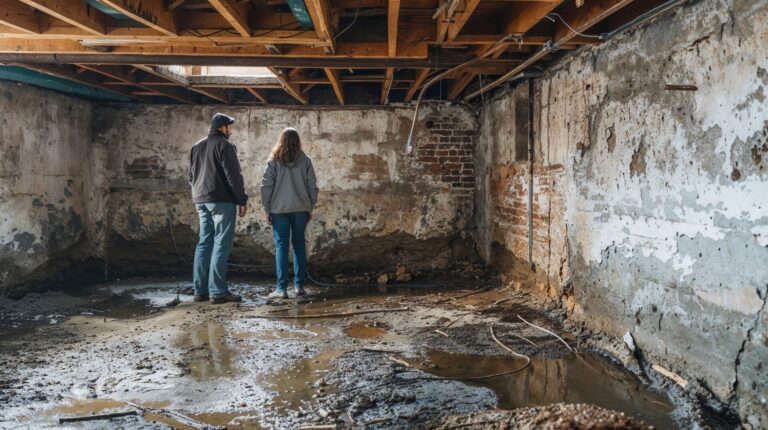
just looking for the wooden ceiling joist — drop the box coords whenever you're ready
[207,0,251,37]
[0,0,39,34]
[246,87,268,103]
[98,0,178,36]
[324,67,344,105]
[465,0,635,100]
[268,66,308,104]
[404,68,430,102]
[76,64,193,103]
[304,0,335,53]
[0,0,667,105]
[14,62,140,100]
[380,68,394,104]
[18,0,107,35]
[388,0,401,57]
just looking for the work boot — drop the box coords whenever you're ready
[210,293,242,304]
[294,286,306,296]
[267,290,289,300]
[193,294,209,302]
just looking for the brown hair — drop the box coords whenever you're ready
[270,128,303,164]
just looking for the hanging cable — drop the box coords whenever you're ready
[405,33,518,153]
[545,13,602,39]
[334,0,361,40]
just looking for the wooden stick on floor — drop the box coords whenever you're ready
[250,307,410,319]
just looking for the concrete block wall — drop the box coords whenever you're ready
[0,82,93,296]
[476,0,768,425]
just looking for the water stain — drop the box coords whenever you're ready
[346,322,388,338]
[418,350,675,429]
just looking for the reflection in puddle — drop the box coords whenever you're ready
[179,323,239,380]
[263,350,341,411]
[346,322,388,338]
[419,350,675,429]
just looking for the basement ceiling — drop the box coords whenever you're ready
[0,0,677,105]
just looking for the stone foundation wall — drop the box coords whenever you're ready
[89,103,480,280]
[0,82,93,295]
[476,0,768,425]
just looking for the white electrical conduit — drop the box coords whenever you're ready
[405,34,519,154]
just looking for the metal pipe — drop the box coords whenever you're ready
[405,34,516,154]
[599,0,686,41]
[464,0,685,101]
[405,34,519,153]
[526,78,534,269]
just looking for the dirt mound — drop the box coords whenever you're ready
[422,403,652,430]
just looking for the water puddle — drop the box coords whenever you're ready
[177,322,240,379]
[346,322,389,338]
[415,350,676,429]
[263,350,342,411]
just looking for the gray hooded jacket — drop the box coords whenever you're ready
[260,152,318,214]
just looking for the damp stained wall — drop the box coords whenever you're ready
[476,0,768,425]
[0,82,93,295]
[89,103,479,278]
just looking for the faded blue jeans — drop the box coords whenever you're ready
[193,203,235,298]
[271,212,309,293]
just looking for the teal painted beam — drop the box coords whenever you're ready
[0,66,132,102]
[287,0,314,29]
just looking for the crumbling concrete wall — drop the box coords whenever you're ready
[0,82,93,296]
[477,0,768,425]
[90,103,479,280]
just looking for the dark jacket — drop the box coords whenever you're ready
[188,130,248,205]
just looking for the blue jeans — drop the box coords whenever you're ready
[193,203,235,298]
[271,212,309,293]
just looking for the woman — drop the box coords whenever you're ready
[260,128,319,299]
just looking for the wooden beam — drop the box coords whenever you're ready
[324,67,344,105]
[503,1,562,34]
[98,0,177,36]
[0,43,519,68]
[388,0,401,57]
[445,0,481,42]
[18,0,107,35]
[77,64,193,103]
[268,66,307,104]
[0,0,38,34]
[447,72,474,100]
[13,63,140,99]
[465,0,633,100]
[246,87,267,103]
[132,63,231,103]
[404,68,429,102]
[304,0,335,53]
[191,87,230,103]
[169,0,188,10]
[381,68,394,104]
[207,0,250,37]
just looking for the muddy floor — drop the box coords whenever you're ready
[0,275,718,429]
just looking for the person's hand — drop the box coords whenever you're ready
[308,212,313,222]
[238,205,247,217]
[265,211,272,225]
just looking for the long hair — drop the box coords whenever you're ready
[270,128,303,164]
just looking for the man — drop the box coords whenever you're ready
[188,113,247,304]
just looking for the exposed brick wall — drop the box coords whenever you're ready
[489,161,567,284]
[416,115,476,195]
